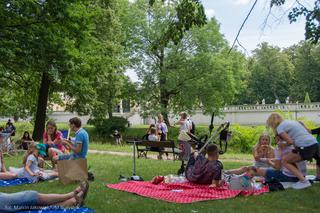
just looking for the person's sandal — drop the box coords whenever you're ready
[80,180,89,202]
[74,193,84,207]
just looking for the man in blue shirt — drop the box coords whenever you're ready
[54,117,89,161]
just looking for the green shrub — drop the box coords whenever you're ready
[92,117,128,138]
[229,125,267,153]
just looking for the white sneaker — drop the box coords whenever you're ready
[292,180,311,189]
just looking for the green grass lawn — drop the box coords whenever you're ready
[2,153,320,213]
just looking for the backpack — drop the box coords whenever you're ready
[188,119,196,134]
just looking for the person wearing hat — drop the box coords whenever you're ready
[19,143,58,183]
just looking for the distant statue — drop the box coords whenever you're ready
[262,99,265,105]
[285,96,290,104]
[275,99,280,104]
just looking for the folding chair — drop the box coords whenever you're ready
[60,129,70,139]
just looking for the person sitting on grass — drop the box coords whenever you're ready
[0,181,89,212]
[186,144,223,187]
[253,133,275,168]
[18,143,58,183]
[54,117,89,161]
[43,120,66,167]
[266,112,319,189]
[0,151,17,180]
[228,135,307,184]
[17,131,33,150]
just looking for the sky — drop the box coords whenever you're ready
[203,0,308,54]
[126,0,310,81]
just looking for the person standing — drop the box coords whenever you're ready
[156,114,168,141]
[176,112,190,133]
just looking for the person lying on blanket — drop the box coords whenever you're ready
[185,144,223,187]
[227,135,307,183]
[0,151,17,180]
[10,143,58,183]
[0,181,89,212]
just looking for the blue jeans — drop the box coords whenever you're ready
[0,191,39,212]
[265,169,299,182]
[58,153,77,160]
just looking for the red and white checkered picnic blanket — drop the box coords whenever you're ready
[107,181,269,203]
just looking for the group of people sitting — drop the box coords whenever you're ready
[183,112,320,190]
[0,117,90,212]
[144,112,195,159]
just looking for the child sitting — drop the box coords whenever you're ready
[148,127,158,142]
[18,131,33,150]
[112,130,122,146]
[253,133,275,168]
[186,144,223,187]
[0,151,18,180]
[18,143,58,183]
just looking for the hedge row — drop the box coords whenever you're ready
[2,121,316,154]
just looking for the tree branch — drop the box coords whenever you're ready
[228,0,258,54]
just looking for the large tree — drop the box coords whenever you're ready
[127,0,246,124]
[0,0,126,140]
[240,42,294,104]
[286,41,320,102]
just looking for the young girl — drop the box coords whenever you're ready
[18,131,33,150]
[0,151,17,180]
[43,120,65,167]
[253,134,275,168]
[142,124,156,140]
[20,143,58,183]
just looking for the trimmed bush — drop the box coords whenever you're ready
[92,117,128,138]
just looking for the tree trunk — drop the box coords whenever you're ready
[33,72,51,141]
[108,110,113,118]
[108,103,113,118]
[158,48,171,126]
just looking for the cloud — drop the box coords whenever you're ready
[205,9,215,19]
[234,0,251,5]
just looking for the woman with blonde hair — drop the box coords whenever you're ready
[266,112,320,189]
[253,133,275,168]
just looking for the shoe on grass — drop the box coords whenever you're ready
[292,180,311,189]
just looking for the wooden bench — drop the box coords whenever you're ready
[136,140,180,160]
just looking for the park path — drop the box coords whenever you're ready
[88,149,256,163]
[88,149,317,169]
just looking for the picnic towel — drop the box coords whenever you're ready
[107,181,269,203]
[0,178,32,187]
[19,207,94,213]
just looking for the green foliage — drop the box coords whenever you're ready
[127,0,246,122]
[237,42,294,104]
[92,117,128,138]
[304,92,311,103]
[228,125,267,153]
[288,41,320,102]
